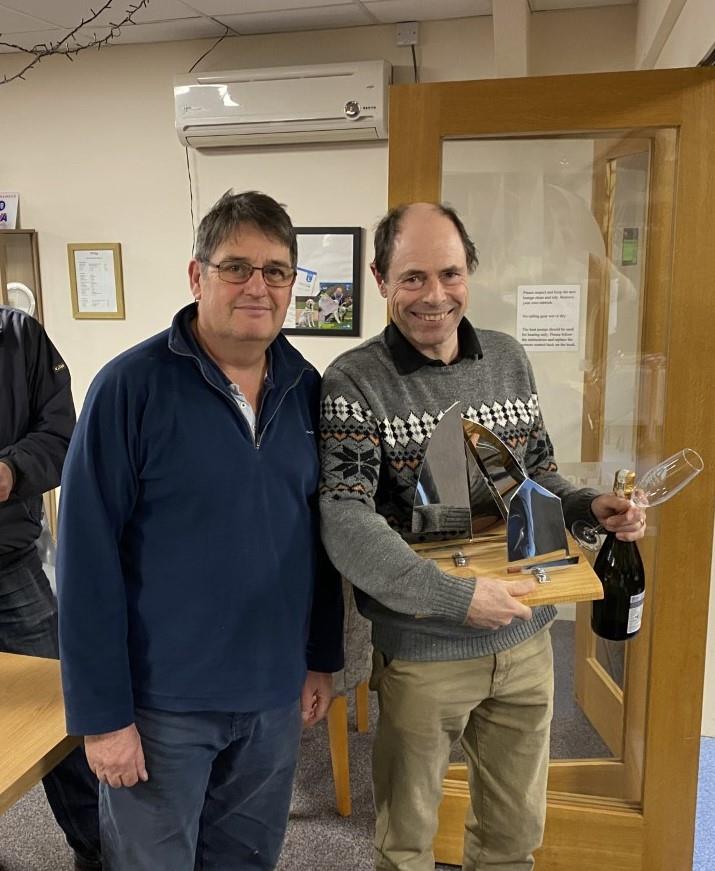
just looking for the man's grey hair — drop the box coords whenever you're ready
[373,203,479,279]
[194,190,297,268]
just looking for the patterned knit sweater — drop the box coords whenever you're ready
[319,320,598,661]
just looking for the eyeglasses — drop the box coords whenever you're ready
[201,259,296,288]
[392,270,467,292]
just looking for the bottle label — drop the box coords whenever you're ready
[627,591,645,634]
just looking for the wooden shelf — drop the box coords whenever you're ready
[0,229,44,321]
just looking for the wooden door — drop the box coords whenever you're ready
[387,69,715,871]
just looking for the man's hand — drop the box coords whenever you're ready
[465,577,536,630]
[84,723,148,788]
[0,461,14,502]
[301,671,333,727]
[591,494,646,542]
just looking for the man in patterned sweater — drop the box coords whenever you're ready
[319,203,645,871]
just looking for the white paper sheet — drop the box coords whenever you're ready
[516,284,581,351]
[74,249,118,313]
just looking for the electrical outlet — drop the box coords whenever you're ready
[396,21,419,46]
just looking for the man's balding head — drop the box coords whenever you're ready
[372,202,478,281]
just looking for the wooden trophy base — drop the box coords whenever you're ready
[411,523,603,607]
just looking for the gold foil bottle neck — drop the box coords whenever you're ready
[613,469,637,499]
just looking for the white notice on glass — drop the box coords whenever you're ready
[516,284,580,351]
[74,249,117,313]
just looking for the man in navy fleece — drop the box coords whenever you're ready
[56,190,343,871]
[0,307,101,871]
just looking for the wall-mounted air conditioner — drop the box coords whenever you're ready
[174,60,391,149]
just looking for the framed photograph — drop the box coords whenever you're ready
[68,242,125,319]
[283,227,361,336]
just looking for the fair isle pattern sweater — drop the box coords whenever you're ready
[319,320,599,661]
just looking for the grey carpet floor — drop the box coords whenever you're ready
[5,621,708,871]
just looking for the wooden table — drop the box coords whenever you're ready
[0,652,79,814]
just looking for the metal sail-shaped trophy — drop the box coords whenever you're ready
[410,403,602,606]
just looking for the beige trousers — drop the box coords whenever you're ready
[370,628,554,871]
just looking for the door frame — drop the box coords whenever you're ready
[387,68,715,870]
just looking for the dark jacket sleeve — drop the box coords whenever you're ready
[305,369,344,674]
[0,317,75,498]
[57,363,140,735]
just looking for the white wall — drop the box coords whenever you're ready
[654,0,715,68]
[0,7,640,400]
[531,5,636,75]
[636,0,715,68]
[635,0,682,67]
[0,18,494,398]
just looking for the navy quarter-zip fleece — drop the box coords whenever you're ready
[57,304,342,736]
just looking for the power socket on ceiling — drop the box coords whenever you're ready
[396,21,419,46]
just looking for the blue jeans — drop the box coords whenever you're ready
[0,548,101,861]
[100,702,303,871]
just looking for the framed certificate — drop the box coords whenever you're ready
[283,227,361,337]
[68,242,125,319]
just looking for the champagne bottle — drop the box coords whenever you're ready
[591,469,646,641]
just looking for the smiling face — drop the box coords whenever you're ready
[375,204,469,364]
[188,223,294,350]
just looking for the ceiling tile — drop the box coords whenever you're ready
[0,26,66,53]
[530,0,633,8]
[1,15,224,56]
[363,0,491,22]
[0,0,200,28]
[217,5,374,34]
[184,0,354,14]
[1,0,636,56]
[0,5,56,34]
[0,1,109,27]
[129,0,205,22]
[77,16,227,44]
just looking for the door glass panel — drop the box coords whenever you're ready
[602,150,649,470]
[592,147,650,689]
[442,133,676,792]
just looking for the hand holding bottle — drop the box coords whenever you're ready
[572,448,703,550]
[590,493,646,541]
[580,452,703,641]
[591,470,646,640]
